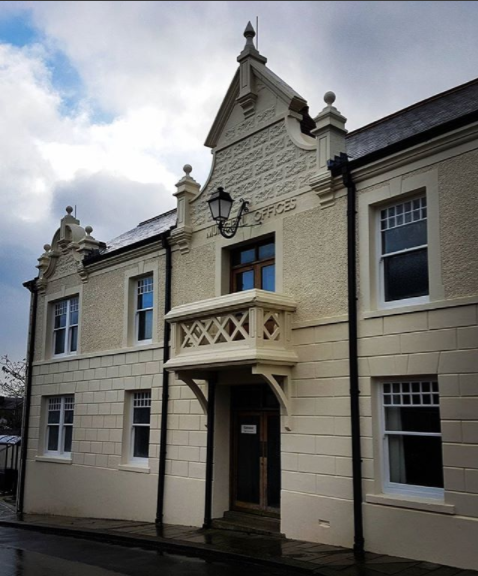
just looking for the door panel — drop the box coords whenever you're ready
[236,414,261,505]
[232,408,280,514]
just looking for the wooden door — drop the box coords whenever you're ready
[232,410,280,515]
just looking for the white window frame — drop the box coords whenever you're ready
[135,276,153,345]
[380,380,444,500]
[130,391,151,464]
[45,396,75,458]
[53,296,79,357]
[376,195,430,309]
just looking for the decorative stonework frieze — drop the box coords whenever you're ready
[36,207,105,292]
[191,121,316,229]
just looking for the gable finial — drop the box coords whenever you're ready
[244,21,256,47]
[238,21,266,64]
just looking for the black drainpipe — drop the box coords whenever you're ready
[156,232,172,526]
[17,278,39,519]
[203,374,216,529]
[328,153,364,555]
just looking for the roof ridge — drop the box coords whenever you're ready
[138,207,177,227]
[347,76,478,138]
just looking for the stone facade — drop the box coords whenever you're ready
[22,26,478,571]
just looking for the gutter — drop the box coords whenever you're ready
[156,232,172,525]
[328,153,364,554]
[17,278,39,519]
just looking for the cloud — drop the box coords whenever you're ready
[1,0,478,360]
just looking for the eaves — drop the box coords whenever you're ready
[83,233,170,274]
[347,117,478,186]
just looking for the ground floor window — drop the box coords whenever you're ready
[130,391,151,463]
[46,396,74,457]
[382,380,443,498]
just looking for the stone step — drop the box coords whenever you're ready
[212,511,282,536]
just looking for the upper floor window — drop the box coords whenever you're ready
[136,276,153,343]
[231,240,275,293]
[379,196,429,305]
[46,395,74,457]
[53,297,79,356]
[382,380,443,499]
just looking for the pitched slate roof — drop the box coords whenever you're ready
[346,77,478,160]
[102,208,177,255]
[96,78,478,257]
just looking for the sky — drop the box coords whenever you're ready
[1,0,478,361]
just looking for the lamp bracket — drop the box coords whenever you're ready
[218,199,251,238]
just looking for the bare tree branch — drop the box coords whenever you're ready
[0,355,26,398]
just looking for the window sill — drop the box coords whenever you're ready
[118,464,150,474]
[35,456,73,465]
[365,493,455,515]
[363,294,478,319]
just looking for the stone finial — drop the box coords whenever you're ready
[244,21,256,47]
[183,164,192,177]
[85,226,93,236]
[66,206,73,215]
[309,91,347,208]
[237,21,266,64]
[43,244,51,253]
[324,91,336,106]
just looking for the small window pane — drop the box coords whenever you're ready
[69,326,78,352]
[138,310,153,341]
[54,330,66,355]
[63,427,73,453]
[70,310,79,326]
[64,409,74,425]
[48,409,61,424]
[261,265,275,292]
[384,248,429,301]
[239,248,256,264]
[47,426,59,451]
[385,406,441,433]
[388,435,444,488]
[54,314,67,329]
[133,427,150,458]
[133,407,151,424]
[238,270,254,291]
[382,220,427,254]
[138,290,153,310]
[258,243,275,260]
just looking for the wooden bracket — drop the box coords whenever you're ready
[175,372,208,419]
[252,365,292,431]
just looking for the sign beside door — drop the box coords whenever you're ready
[241,424,257,434]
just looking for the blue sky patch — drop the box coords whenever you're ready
[0,12,39,47]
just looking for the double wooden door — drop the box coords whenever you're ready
[232,409,280,515]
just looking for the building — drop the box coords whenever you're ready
[20,25,478,570]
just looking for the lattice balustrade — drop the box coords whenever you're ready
[165,289,298,370]
[180,310,251,349]
[263,311,281,341]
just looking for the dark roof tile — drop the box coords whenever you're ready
[346,78,478,160]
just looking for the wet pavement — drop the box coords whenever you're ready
[0,499,477,576]
[0,526,296,575]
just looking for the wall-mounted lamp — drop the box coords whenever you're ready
[207,187,249,239]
